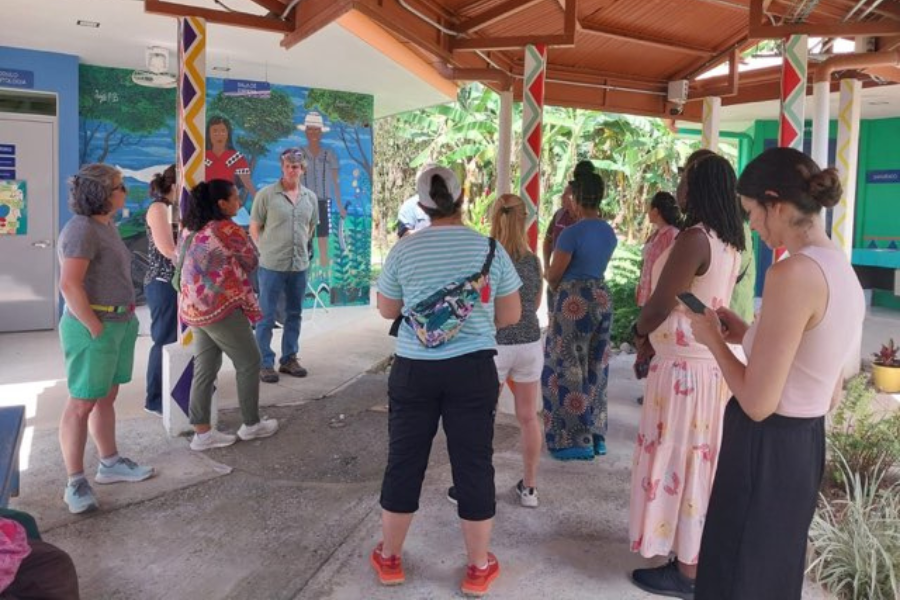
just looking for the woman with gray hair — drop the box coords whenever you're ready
[57,163,154,515]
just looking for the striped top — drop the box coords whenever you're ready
[379,226,522,360]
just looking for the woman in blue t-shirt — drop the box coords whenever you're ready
[373,165,522,597]
[542,169,618,461]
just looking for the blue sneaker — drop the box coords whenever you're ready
[64,478,99,514]
[593,434,608,456]
[95,457,155,484]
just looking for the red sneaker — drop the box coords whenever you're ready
[461,552,500,597]
[370,542,405,586]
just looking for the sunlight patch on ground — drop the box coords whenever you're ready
[0,379,63,472]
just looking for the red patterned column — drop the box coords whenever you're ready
[519,44,547,251]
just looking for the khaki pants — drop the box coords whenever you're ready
[189,310,262,427]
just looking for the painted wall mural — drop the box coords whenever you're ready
[78,64,373,307]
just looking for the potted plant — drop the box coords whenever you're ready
[871,338,900,393]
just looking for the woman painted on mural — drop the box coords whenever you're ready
[205,116,257,202]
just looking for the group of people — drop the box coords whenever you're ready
[373,147,864,600]
[55,145,341,515]
[50,141,864,599]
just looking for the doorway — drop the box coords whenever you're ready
[0,93,58,332]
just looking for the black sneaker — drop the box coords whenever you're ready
[446,486,458,506]
[630,559,695,599]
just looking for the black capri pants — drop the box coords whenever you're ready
[380,350,499,521]
[696,397,825,600]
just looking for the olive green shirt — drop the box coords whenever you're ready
[250,180,319,272]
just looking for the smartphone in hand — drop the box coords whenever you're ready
[677,292,708,315]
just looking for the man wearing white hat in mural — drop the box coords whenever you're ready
[298,112,345,284]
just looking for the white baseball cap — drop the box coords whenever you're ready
[416,165,461,209]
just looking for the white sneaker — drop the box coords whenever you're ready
[190,429,237,451]
[237,418,279,441]
[515,480,539,508]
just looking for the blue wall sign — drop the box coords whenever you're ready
[0,68,34,89]
[0,157,14,168]
[866,170,900,184]
[0,170,16,180]
[223,79,271,98]
[0,144,15,155]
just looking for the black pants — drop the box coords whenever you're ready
[696,398,825,600]
[380,350,499,521]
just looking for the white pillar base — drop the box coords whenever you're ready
[162,342,217,437]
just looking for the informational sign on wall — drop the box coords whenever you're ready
[0,69,34,90]
[866,170,900,184]
[0,144,14,180]
[0,180,27,236]
[223,79,271,98]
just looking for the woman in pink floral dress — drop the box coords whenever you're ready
[627,154,745,598]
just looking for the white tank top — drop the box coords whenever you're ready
[742,245,865,418]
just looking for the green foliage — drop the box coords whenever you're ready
[372,83,694,249]
[827,373,900,490]
[329,215,371,305]
[372,116,430,255]
[208,90,295,165]
[466,191,496,236]
[304,89,373,127]
[605,242,643,346]
[79,65,175,164]
[808,450,900,600]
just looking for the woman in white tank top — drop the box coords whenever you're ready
[687,147,865,600]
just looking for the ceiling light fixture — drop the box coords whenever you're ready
[76,20,101,28]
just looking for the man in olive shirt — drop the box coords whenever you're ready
[250,148,319,383]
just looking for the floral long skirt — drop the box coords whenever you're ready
[541,278,613,453]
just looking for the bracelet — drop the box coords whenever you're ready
[631,322,646,339]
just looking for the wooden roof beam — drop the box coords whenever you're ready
[458,0,544,33]
[281,0,353,49]
[749,0,900,38]
[693,48,740,97]
[144,0,292,33]
[452,0,577,51]
[578,23,716,56]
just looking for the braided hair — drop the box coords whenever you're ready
[683,155,745,252]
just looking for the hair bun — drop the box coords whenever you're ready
[808,168,842,209]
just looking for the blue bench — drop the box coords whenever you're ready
[0,405,26,508]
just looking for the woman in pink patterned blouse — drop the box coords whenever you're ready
[177,179,279,451]
[636,191,682,307]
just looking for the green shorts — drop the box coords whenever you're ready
[59,313,138,400]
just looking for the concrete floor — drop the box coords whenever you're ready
[3,300,897,599]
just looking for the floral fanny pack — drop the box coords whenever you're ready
[389,238,496,349]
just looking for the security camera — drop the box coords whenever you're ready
[667,102,685,116]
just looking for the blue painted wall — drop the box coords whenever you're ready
[0,46,79,229]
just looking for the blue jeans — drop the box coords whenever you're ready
[255,266,307,369]
[145,279,178,411]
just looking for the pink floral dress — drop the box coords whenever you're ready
[628,225,740,563]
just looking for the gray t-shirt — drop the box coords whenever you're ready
[58,215,135,322]
[497,252,542,345]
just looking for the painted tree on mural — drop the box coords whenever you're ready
[208,89,295,174]
[79,65,175,165]
[304,89,374,182]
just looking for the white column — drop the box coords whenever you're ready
[832,78,862,259]
[811,80,830,224]
[700,96,721,151]
[497,89,513,196]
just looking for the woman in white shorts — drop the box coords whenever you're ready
[490,194,544,507]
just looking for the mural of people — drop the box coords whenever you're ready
[78,66,372,309]
[298,112,344,273]
[205,115,257,223]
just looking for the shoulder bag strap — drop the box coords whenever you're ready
[480,238,497,276]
